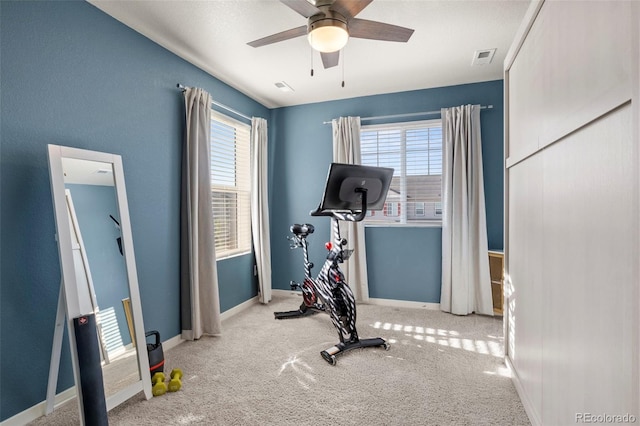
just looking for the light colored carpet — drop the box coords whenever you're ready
[31,293,530,425]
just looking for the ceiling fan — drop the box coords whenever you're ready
[247,0,415,69]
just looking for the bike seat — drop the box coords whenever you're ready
[291,223,314,237]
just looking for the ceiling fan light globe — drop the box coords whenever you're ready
[308,25,348,53]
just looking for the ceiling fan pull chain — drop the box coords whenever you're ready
[310,46,314,77]
[341,49,345,88]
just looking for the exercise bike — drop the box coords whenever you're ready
[274,222,326,319]
[274,163,394,365]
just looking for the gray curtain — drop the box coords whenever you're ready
[180,87,222,339]
[332,116,369,302]
[250,117,272,304]
[440,104,493,316]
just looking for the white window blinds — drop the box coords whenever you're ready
[361,119,443,225]
[210,110,251,258]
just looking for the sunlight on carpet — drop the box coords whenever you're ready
[370,320,503,357]
[483,366,512,378]
[278,355,316,390]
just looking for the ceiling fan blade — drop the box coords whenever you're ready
[321,51,340,69]
[348,18,414,42]
[331,0,373,20]
[281,0,322,18]
[247,25,308,48]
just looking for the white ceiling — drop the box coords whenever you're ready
[63,157,115,186]
[88,0,531,109]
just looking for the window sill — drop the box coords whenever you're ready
[364,222,442,228]
[216,249,251,261]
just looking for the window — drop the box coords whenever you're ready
[361,119,442,225]
[210,110,251,258]
[385,201,400,217]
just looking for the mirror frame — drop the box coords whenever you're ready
[47,144,152,418]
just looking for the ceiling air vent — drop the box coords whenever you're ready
[471,48,496,66]
[275,81,294,92]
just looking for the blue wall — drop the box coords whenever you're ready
[270,81,504,303]
[0,1,267,420]
[66,184,132,347]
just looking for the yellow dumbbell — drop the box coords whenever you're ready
[152,372,167,396]
[168,368,183,392]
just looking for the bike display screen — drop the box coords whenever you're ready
[317,163,394,211]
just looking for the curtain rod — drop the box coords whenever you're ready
[322,104,493,125]
[177,83,252,122]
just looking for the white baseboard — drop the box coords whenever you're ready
[162,333,185,351]
[272,289,440,310]
[220,295,259,321]
[366,297,440,310]
[0,386,76,426]
[505,355,539,426]
[271,289,302,298]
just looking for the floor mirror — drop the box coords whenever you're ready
[46,144,152,424]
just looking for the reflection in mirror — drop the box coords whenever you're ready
[62,157,141,398]
[47,145,152,423]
